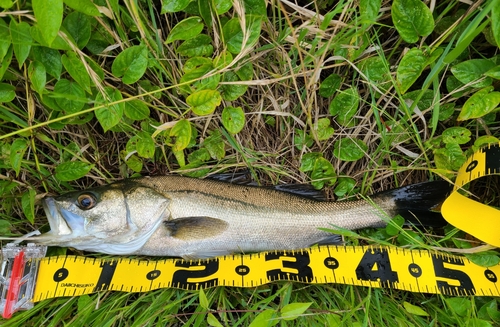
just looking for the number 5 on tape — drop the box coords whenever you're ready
[442,143,500,247]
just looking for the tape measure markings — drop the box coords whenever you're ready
[30,244,500,301]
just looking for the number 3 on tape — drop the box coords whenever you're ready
[442,143,500,247]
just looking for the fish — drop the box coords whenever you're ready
[4,175,451,259]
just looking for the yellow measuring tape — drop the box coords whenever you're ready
[442,143,500,247]
[33,245,500,300]
[3,143,500,318]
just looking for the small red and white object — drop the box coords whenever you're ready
[0,243,47,318]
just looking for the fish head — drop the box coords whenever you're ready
[38,181,171,254]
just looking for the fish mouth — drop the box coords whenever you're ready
[42,197,73,236]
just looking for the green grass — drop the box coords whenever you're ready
[1,0,500,325]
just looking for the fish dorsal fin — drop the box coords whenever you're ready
[163,217,229,240]
[207,170,256,185]
[271,184,327,201]
[208,170,326,201]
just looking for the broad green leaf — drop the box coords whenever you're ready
[319,73,341,98]
[182,58,213,89]
[55,161,94,181]
[314,118,334,141]
[473,135,500,151]
[62,52,91,93]
[397,48,427,93]
[451,59,496,88]
[165,17,204,44]
[21,188,36,224]
[359,56,390,90]
[0,18,11,61]
[0,220,11,235]
[207,313,223,327]
[125,154,143,173]
[329,87,359,126]
[31,46,62,79]
[392,0,434,43]
[170,119,192,152]
[94,87,124,131]
[485,65,500,80]
[446,76,467,98]
[198,0,212,26]
[359,0,382,24]
[280,302,312,321]
[294,129,314,150]
[442,127,471,144]
[126,135,139,154]
[311,158,336,189]
[10,20,32,68]
[124,100,150,120]
[0,83,15,103]
[243,0,267,17]
[397,230,423,245]
[161,0,191,13]
[222,106,245,134]
[220,71,248,101]
[248,309,279,327]
[194,73,221,91]
[54,79,86,113]
[403,301,429,317]
[438,103,455,121]
[136,131,155,158]
[236,62,253,80]
[177,34,214,57]
[333,138,368,162]
[433,143,466,171]
[214,0,233,15]
[386,215,405,236]
[299,152,322,172]
[188,148,211,164]
[183,56,212,73]
[187,90,222,115]
[204,130,225,160]
[223,16,262,54]
[30,25,72,50]
[464,251,500,268]
[28,61,46,94]
[32,0,63,45]
[0,0,13,9]
[334,177,356,197]
[458,87,500,121]
[199,288,208,309]
[0,44,12,81]
[10,138,28,176]
[213,51,233,69]
[446,298,470,317]
[62,11,92,49]
[63,0,101,16]
[112,45,148,84]
[85,57,104,82]
[61,142,80,162]
[86,25,112,54]
[493,0,500,47]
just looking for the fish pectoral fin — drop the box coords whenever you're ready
[163,216,228,240]
[315,234,343,246]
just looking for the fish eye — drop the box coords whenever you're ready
[76,193,97,210]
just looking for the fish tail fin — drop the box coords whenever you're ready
[373,181,452,227]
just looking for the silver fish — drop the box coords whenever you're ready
[10,176,450,259]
